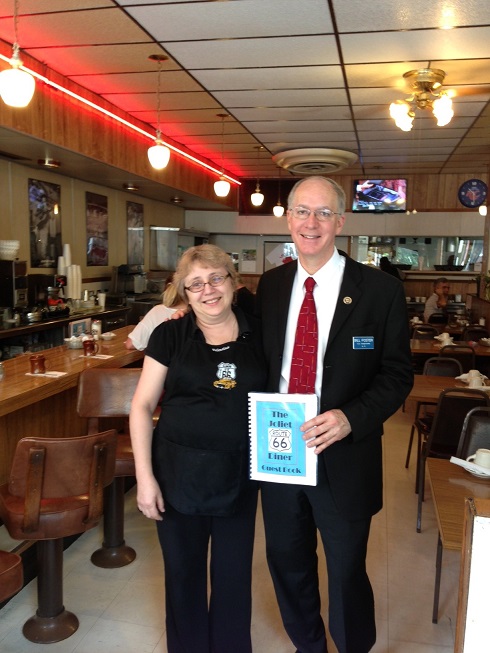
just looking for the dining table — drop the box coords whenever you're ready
[408,374,467,404]
[426,458,490,623]
[410,339,490,358]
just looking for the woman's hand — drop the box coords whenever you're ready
[137,475,165,521]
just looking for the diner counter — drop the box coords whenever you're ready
[0,326,143,485]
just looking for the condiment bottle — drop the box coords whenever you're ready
[91,319,102,340]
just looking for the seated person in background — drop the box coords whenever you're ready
[125,276,186,350]
[235,274,256,314]
[424,277,450,323]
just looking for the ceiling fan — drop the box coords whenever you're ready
[389,68,454,131]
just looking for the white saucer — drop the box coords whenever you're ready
[465,384,490,391]
[466,468,490,479]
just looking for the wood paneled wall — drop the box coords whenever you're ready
[323,173,490,212]
[0,40,237,209]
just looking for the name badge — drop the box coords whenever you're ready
[353,336,374,350]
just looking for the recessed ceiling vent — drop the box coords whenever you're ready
[272,148,358,175]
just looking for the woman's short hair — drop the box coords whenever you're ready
[173,244,238,303]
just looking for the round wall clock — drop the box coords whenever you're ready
[458,179,488,208]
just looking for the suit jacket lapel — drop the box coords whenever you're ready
[327,255,363,349]
[276,261,297,349]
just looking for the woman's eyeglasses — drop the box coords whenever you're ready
[184,273,230,293]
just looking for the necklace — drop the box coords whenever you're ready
[198,314,238,345]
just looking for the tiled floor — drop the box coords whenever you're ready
[0,406,459,652]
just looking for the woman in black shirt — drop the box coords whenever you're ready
[130,245,266,653]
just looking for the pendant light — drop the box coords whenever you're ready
[273,168,285,217]
[0,0,35,108]
[214,113,231,197]
[147,54,171,170]
[250,146,264,207]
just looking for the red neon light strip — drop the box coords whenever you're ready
[0,53,240,186]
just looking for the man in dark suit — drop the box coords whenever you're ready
[255,176,413,653]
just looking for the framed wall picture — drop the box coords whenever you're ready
[263,241,297,272]
[86,192,108,266]
[28,178,62,268]
[127,201,144,266]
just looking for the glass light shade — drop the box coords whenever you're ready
[273,202,285,217]
[479,205,487,217]
[432,93,453,126]
[389,100,414,131]
[148,140,170,170]
[0,64,35,108]
[214,177,231,197]
[251,191,264,207]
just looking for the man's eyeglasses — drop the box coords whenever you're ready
[290,206,341,221]
[184,273,230,293]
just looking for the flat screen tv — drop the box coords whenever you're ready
[352,179,407,212]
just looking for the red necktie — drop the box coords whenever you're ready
[288,277,318,393]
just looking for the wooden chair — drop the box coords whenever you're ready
[456,406,490,459]
[0,550,23,604]
[405,357,463,472]
[77,367,141,568]
[439,344,476,373]
[0,430,117,643]
[416,388,490,533]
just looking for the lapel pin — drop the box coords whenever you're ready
[343,296,352,304]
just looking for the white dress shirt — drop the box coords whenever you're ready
[280,248,345,396]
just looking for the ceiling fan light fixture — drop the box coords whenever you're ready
[432,93,453,126]
[391,68,454,130]
[389,100,414,131]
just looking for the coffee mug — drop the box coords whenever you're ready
[468,377,483,388]
[29,354,47,375]
[82,339,99,356]
[467,448,490,470]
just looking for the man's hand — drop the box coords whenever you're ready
[301,409,352,455]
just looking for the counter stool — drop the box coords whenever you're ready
[0,550,23,603]
[0,430,117,643]
[77,368,142,568]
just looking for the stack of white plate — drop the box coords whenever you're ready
[0,240,20,260]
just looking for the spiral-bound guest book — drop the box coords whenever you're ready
[248,392,318,485]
